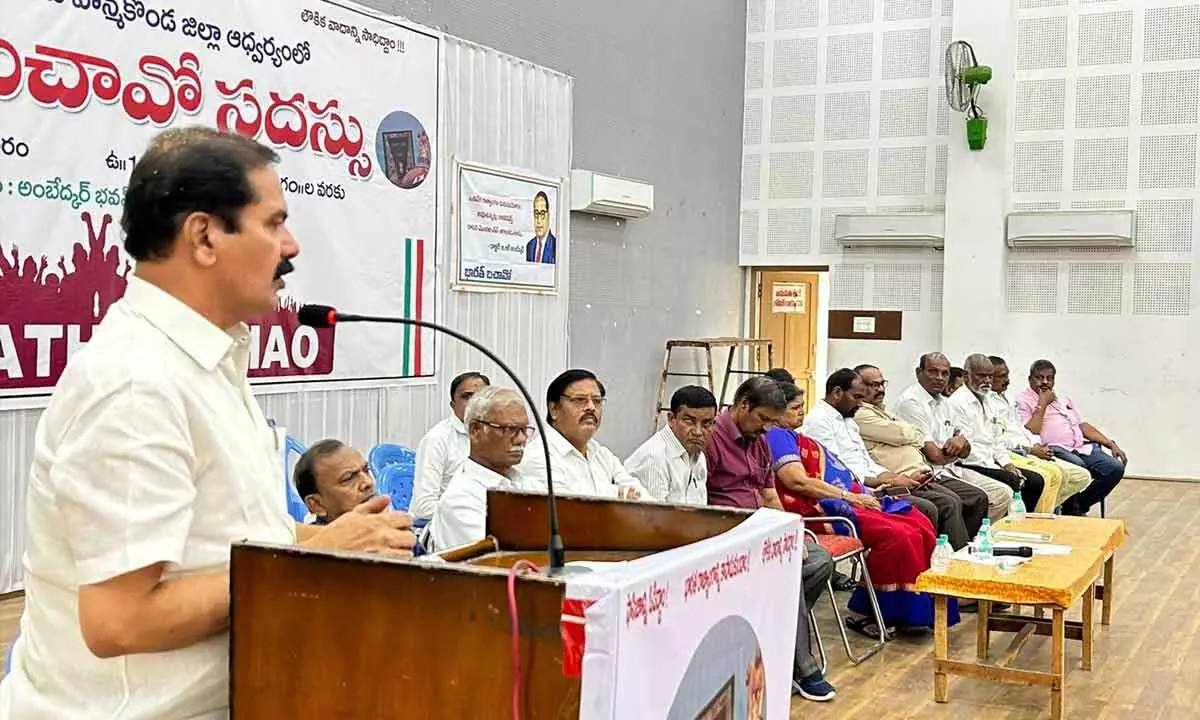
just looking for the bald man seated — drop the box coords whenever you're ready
[294,440,379,525]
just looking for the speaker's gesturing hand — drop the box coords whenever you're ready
[304,495,416,558]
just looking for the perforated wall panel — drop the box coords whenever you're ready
[769,151,815,198]
[772,94,817,143]
[744,97,763,145]
[872,263,924,311]
[747,41,765,89]
[1006,263,1060,313]
[823,149,870,198]
[1143,6,1200,63]
[830,0,874,26]
[1017,16,1068,71]
[741,209,761,255]
[880,87,932,138]
[832,264,867,309]
[1077,11,1133,66]
[742,0,950,270]
[775,0,818,30]
[1136,199,1193,253]
[824,91,873,141]
[1138,135,1197,190]
[766,208,813,255]
[748,0,766,33]
[774,38,819,87]
[826,33,875,84]
[1133,263,1192,316]
[1075,75,1130,129]
[1067,263,1124,315]
[1015,79,1066,131]
[878,147,928,196]
[742,153,761,201]
[884,0,933,22]
[1073,138,1128,192]
[1141,70,1200,125]
[930,263,944,312]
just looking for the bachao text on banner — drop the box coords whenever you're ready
[0,0,440,398]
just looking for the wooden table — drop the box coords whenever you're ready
[915,516,1128,719]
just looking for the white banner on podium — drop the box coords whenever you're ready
[565,509,804,720]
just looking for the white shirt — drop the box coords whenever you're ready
[801,400,888,480]
[623,425,708,505]
[410,415,470,520]
[516,426,648,499]
[990,392,1037,450]
[946,385,1011,468]
[893,383,955,446]
[0,277,294,720]
[429,459,516,551]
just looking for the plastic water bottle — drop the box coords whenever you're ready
[930,534,951,573]
[1010,491,1027,521]
[976,518,994,561]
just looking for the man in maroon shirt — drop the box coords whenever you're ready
[707,376,786,510]
[705,377,837,702]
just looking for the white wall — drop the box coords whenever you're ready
[740,0,951,391]
[992,0,1200,478]
[743,0,1200,479]
[0,33,573,594]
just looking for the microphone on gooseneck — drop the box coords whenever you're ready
[296,304,568,576]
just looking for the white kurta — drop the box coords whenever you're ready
[0,277,295,720]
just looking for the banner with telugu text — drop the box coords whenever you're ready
[566,509,804,720]
[455,162,560,292]
[0,0,439,398]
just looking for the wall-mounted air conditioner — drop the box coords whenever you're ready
[834,212,945,250]
[570,169,654,220]
[1006,210,1135,249]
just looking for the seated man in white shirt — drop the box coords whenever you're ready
[517,369,648,499]
[947,354,1046,511]
[802,369,942,529]
[0,127,414,719]
[293,439,378,525]
[429,386,530,550]
[625,385,716,504]
[410,371,490,521]
[893,352,1013,522]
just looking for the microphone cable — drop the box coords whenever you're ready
[507,559,541,720]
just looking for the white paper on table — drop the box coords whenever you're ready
[994,530,1055,543]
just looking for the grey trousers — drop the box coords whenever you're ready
[794,540,834,678]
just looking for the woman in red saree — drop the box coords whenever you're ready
[767,382,953,634]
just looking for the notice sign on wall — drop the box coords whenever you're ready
[455,162,561,293]
[771,283,807,314]
[0,0,440,398]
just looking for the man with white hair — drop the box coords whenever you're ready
[429,386,531,550]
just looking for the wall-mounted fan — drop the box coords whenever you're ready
[944,40,992,151]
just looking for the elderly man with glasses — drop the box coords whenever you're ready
[429,386,535,550]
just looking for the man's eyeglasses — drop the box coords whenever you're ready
[476,421,537,438]
[533,209,549,218]
[561,395,606,409]
[865,380,888,390]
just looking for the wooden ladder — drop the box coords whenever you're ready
[653,338,774,431]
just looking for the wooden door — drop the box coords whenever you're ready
[757,271,820,406]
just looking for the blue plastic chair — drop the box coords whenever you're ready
[367,443,416,478]
[375,462,416,512]
[283,435,310,522]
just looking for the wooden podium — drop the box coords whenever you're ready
[228,490,752,719]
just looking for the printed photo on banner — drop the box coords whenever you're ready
[0,0,440,400]
[455,162,561,293]
[571,510,803,720]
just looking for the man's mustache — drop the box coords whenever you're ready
[274,257,295,280]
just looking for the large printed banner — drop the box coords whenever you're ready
[0,0,439,398]
[455,162,560,292]
[566,510,804,720]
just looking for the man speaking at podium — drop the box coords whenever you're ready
[0,128,416,720]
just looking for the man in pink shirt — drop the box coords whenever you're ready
[1015,359,1126,516]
